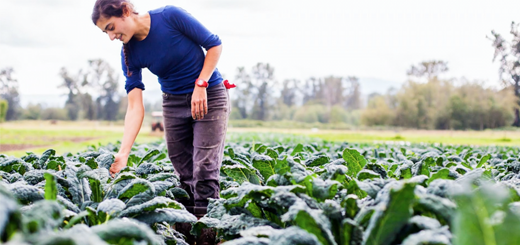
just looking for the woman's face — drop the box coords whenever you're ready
[96,15,135,44]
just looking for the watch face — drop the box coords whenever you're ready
[196,79,207,87]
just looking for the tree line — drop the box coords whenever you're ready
[362,61,516,130]
[1,22,520,130]
[0,59,517,130]
[0,59,126,122]
[230,63,362,124]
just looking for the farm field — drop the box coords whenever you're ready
[0,121,163,157]
[1,131,520,244]
[2,121,520,158]
[228,127,520,146]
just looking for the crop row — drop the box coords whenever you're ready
[1,140,520,244]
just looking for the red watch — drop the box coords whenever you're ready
[195,78,208,88]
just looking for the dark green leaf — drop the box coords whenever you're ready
[252,155,276,181]
[281,201,336,245]
[222,165,261,185]
[134,208,197,225]
[91,218,164,245]
[364,182,417,245]
[426,168,453,185]
[119,197,182,218]
[138,149,160,167]
[477,154,492,169]
[342,194,359,219]
[38,149,56,169]
[228,147,236,159]
[255,144,268,154]
[305,155,330,167]
[341,218,363,245]
[118,179,155,200]
[291,144,304,156]
[43,173,58,200]
[343,148,367,177]
[357,170,381,181]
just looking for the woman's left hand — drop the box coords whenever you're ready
[191,86,208,120]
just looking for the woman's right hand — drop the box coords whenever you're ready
[110,153,129,177]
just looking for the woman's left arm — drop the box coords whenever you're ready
[198,45,222,82]
[192,44,222,120]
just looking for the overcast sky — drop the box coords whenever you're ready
[1,0,520,103]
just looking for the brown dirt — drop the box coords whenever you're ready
[69,137,98,143]
[16,136,98,143]
[0,144,45,152]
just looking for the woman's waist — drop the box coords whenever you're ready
[162,81,225,98]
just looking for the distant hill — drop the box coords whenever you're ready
[358,77,402,96]
[20,94,67,108]
[19,89,163,108]
[131,78,404,101]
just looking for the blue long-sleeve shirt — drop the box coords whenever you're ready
[121,5,223,94]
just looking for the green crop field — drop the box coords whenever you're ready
[1,131,520,244]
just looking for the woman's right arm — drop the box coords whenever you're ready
[109,88,145,177]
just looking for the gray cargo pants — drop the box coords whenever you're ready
[162,82,229,214]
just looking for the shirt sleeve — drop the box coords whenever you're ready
[163,5,222,50]
[121,47,145,94]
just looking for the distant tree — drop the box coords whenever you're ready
[293,104,328,123]
[250,63,275,120]
[343,76,362,110]
[232,67,253,119]
[58,59,120,121]
[301,77,321,105]
[21,103,43,120]
[0,99,7,122]
[59,67,81,120]
[300,76,360,111]
[373,65,515,130]
[361,95,395,126]
[489,22,520,126]
[80,93,97,120]
[279,79,299,107]
[448,80,515,130]
[407,60,449,80]
[0,67,20,120]
[297,76,361,124]
[86,59,120,121]
[329,105,351,124]
[41,107,69,120]
[117,95,128,120]
[394,78,452,129]
[392,61,452,129]
[319,76,344,110]
[266,78,299,121]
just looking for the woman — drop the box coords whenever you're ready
[92,1,230,244]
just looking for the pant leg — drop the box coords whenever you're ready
[162,92,195,207]
[192,83,230,208]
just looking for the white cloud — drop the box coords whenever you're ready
[0,0,519,99]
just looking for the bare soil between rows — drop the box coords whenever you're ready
[0,144,44,152]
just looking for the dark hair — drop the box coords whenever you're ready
[92,0,137,77]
